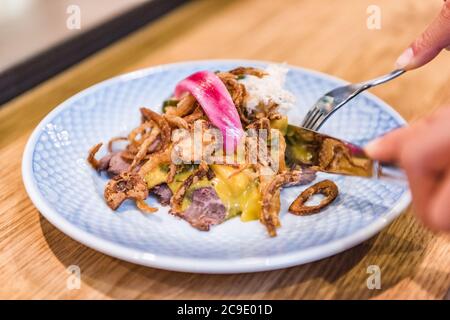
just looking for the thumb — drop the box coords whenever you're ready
[364,127,410,163]
[396,1,450,70]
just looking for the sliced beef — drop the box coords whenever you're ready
[108,152,130,176]
[98,152,130,177]
[150,183,173,206]
[97,152,114,171]
[283,168,316,187]
[180,187,226,231]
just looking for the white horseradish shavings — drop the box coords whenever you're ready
[238,64,295,112]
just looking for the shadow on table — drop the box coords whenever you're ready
[40,207,440,299]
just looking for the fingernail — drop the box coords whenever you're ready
[395,48,414,69]
[364,138,382,156]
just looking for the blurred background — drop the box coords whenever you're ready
[0,0,186,105]
[0,0,148,73]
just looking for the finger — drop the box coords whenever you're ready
[364,126,412,163]
[396,1,450,70]
[411,112,450,171]
[398,118,450,224]
[399,139,440,222]
[365,106,450,163]
[428,172,450,232]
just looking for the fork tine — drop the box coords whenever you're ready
[301,109,316,128]
[301,114,312,128]
[309,112,327,131]
[303,108,322,129]
[304,114,317,129]
[305,112,321,130]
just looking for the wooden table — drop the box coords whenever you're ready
[1,0,449,299]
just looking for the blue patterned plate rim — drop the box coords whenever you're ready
[22,59,411,273]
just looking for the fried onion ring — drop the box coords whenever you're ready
[289,179,338,215]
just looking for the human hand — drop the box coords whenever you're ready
[396,0,450,70]
[365,106,450,232]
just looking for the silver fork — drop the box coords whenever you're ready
[301,69,405,131]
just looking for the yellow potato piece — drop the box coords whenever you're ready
[144,165,168,189]
[211,164,262,221]
[270,116,288,135]
[239,184,262,221]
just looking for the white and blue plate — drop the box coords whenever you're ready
[22,60,410,273]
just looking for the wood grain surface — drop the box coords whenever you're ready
[0,0,449,299]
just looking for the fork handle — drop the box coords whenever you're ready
[358,69,405,90]
[344,69,406,108]
[313,69,406,131]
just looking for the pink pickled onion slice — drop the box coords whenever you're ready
[174,70,244,151]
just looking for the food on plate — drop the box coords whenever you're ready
[285,126,373,178]
[289,179,338,215]
[88,65,338,236]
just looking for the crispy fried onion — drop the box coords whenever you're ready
[136,199,158,213]
[129,126,161,170]
[276,130,287,172]
[319,138,352,170]
[121,136,161,162]
[217,72,247,108]
[140,107,171,152]
[170,161,209,214]
[229,67,267,78]
[245,119,286,174]
[167,163,177,184]
[217,72,252,124]
[182,106,204,124]
[107,137,127,153]
[104,171,152,211]
[128,120,154,145]
[166,94,197,117]
[246,117,271,131]
[87,143,103,170]
[260,171,313,237]
[138,147,172,177]
[318,138,369,173]
[253,100,282,120]
[164,114,189,129]
[289,179,338,216]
